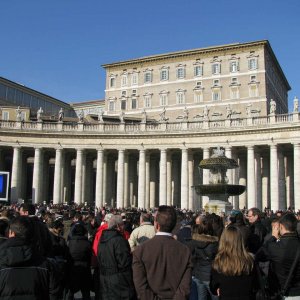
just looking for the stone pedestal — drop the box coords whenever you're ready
[204,200,233,215]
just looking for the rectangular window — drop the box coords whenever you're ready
[144,72,152,83]
[249,86,258,97]
[160,69,169,81]
[121,100,127,110]
[248,58,257,70]
[132,89,137,95]
[160,94,167,106]
[230,61,239,73]
[121,90,127,97]
[231,88,239,99]
[212,91,220,101]
[110,77,116,88]
[177,93,184,104]
[109,101,115,112]
[176,68,185,79]
[196,81,202,87]
[212,63,221,74]
[231,77,238,84]
[144,96,151,108]
[121,75,128,87]
[213,79,220,86]
[194,92,203,103]
[250,75,256,82]
[194,66,203,77]
[131,73,138,86]
[132,98,137,109]
[2,111,9,121]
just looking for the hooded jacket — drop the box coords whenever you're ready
[185,233,218,281]
[0,237,59,300]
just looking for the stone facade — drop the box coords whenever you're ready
[0,40,298,212]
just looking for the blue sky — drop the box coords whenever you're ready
[0,0,299,110]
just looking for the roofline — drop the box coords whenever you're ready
[70,99,105,106]
[101,40,269,68]
[0,76,71,108]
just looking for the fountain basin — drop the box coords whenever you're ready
[193,184,246,196]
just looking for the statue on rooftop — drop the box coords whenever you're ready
[294,97,299,113]
[58,108,64,122]
[37,107,43,122]
[270,99,276,115]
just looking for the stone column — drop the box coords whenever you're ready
[181,148,188,209]
[159,149,167,205]
[294,144,300,210]
[102,154,107,206]
[81,152,87,204]
[238,155,247,209]
[117,149,125,208]
[261,154,270,209]
[278,151,286,210]
[145,153,150,209]
[10,147,22,203]
[247,146,255,208]
[32,148,43,204]
[202,148,210,207]
[138,149,146,208]
[53,148,63,204]
[270,144,279,211]
[255,153,262,210]
[74,149,84,205]
[150,156,156,208]
[286,155,294,209]
[166,152,172,206]
[95,149,104,209]
[225,146,233,204]
[124,153,129,208]
[172,155,180,206]
[188,152,194,210]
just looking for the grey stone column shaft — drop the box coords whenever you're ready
[11,147,22,203]
[278,151,286,210]
[145,154,150,209]
[247,146,255,208]
[117,150,125,208]
[166,153,172,206]
[294,144,300,210]
[53,148,63,204]
[74,149,84,205]
[255,153,262,210]
[159,149,167,205]
[202,148,210,207]
[181,148,188,209]
[32,148,43,204]
[95,149,104,208]
[270,144,279,211]
[138,149,146,208]
[188,152,194,210]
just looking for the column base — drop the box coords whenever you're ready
[204,200,233,215]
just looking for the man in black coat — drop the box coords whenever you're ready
[0,216,60,300]
[98,214,136,300]
[256,213,300,298]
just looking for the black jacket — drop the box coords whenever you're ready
[98,229,136,300]
[248,220,267,254]
[256,233,300,296]
[67,235,92,292]
[185,233,218,281]
[0,237,59,300]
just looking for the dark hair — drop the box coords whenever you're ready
[74,212,83,221]
[279,213,297,232]
[9,216,34,242]
[72,223,86,236]
[248,208,261,219]
[156,206,177,233]
[0,219,8,237]
[20,203,36,216]
[141,213,151,223]
[192,217,214,236]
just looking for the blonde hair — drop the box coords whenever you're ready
[212,225,253,276]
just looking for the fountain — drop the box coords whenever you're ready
[194,147,246,214]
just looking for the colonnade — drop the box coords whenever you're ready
[4,142,300,210]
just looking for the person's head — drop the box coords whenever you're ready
[279,213,297,235]
[154,206,177,233]
[73,212,82,222]
[0,219,8,237]
[195,214,203,225]
[247,207,261,224]
[140,213,151,224]
[107,215,124,231]
[19,203,36,216]
[72,223,86,236]
[103,213,113,223]
[192,216,214,236]
[49,218,64,235]
[9,216,34,243]
[213,225,253,276]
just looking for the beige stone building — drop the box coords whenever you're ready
[0,40,299,212]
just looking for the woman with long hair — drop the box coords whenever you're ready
[210,225,257,300]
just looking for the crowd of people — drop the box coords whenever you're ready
[0,203,299,299]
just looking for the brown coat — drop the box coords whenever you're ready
[132,235,192,300]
